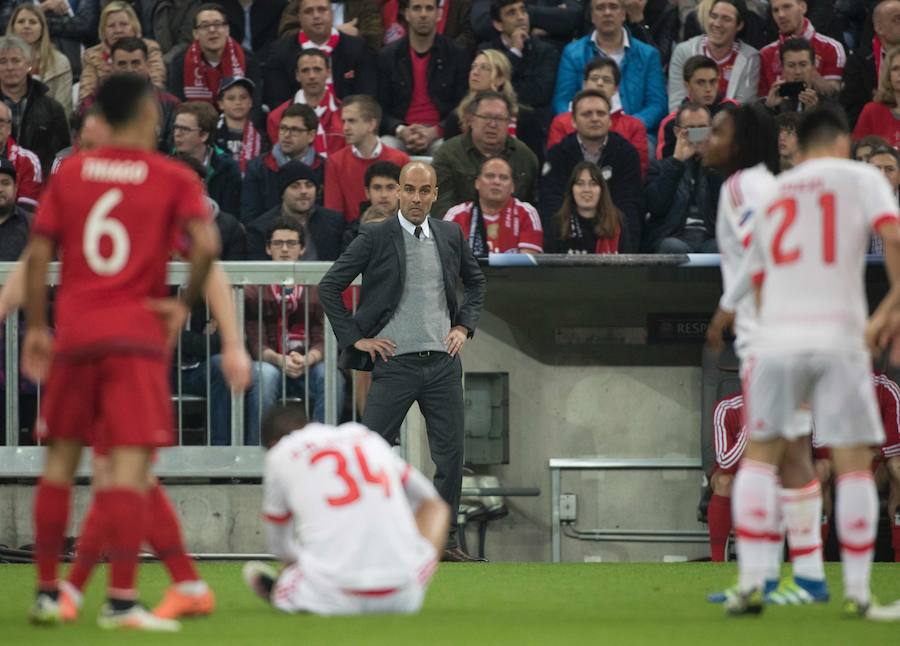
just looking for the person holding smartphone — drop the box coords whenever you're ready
[643,101,723,254]
[764,38,827,115]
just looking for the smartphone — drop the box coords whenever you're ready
[687,127,711,144]
[778,81,806,98]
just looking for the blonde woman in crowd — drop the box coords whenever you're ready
[6,5,71,113]
[78,1,165,104]
[446,49,542,156]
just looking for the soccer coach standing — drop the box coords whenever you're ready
[319,161,487,562]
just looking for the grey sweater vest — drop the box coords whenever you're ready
[379,228,451,355]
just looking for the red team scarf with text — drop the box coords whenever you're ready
[270,284,308,353]
[468,197,518,256]
[183,37,246,101]
[218,115,262,174]
[293,87,340,157]
[381,0,450,44]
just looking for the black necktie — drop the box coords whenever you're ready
[414,226,423,240]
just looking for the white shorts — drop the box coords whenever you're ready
[271,557,437,616]
[744,351,884,448]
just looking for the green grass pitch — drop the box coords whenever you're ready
[1,562,899,645]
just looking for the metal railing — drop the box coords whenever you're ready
[0,261,356,478]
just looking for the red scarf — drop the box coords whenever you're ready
[183,37,246,102]
[875,36,884,79]
[219,115,262,174]
[294,87,340,158]
[270,285,307,353]
[381,0,450,44]
[299,27,340,55]
[299,28,340,91]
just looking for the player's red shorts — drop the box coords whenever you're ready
[37,352,174,454]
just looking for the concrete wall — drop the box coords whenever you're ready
[0,317,709,562]
[451,312,709,563]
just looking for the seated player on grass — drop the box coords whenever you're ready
[243,405,449,615]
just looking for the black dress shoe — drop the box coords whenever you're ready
[441,546,487,562]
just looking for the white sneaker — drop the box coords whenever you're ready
[865,599,900,622]
[242,561,277,603]
[97,602,181,632]
[29,592,62,626]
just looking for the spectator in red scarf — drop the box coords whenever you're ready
[214,76,268,175]
[244,217,346,425]
[265,48,346,157]
[853,45,900,150]
[279,0,384,52]
[167,2,262,105]
[263,0,377,107]
[443,156,542,255]
[545,161,626,254]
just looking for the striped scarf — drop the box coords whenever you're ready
[293,87,340,158]
[183,37,246,102]
[218,115,262,174]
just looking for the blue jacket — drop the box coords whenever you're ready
[551,33,667,131]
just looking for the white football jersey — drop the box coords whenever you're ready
[747,158,900,353]
[716,164,777,358]
[262,423,438,590]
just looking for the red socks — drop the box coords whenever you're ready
[67,501,106,592]
[146,485,199,584]
[33,480,71,591]
[708,494,732,561]
[96,488,149,599]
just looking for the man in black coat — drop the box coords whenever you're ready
[643,102,721,254]
[0,36,69,177]
[540,89,642,250]
[841,0,900,129]
[479,0,559,124]
[471,0,583,49]
[377,0,470,155]
[221,0,288,60]
[246,160,346,260]
[262,0,377,108]
[319,161,486,562]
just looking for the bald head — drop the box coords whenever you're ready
[876,0,900,47]
[398,162,438,225]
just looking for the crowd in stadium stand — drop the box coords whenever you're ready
[2,0,900,439]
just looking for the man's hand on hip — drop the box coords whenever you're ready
[354,337,397,362]
[444,326,469,357]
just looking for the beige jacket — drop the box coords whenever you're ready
[38,49,72,115]
[78,38,166,104]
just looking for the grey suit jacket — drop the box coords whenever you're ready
[319,215,487,371]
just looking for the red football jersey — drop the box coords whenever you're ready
[443,197,543,254]
[31,147,210,356]
[757,18,845,97]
